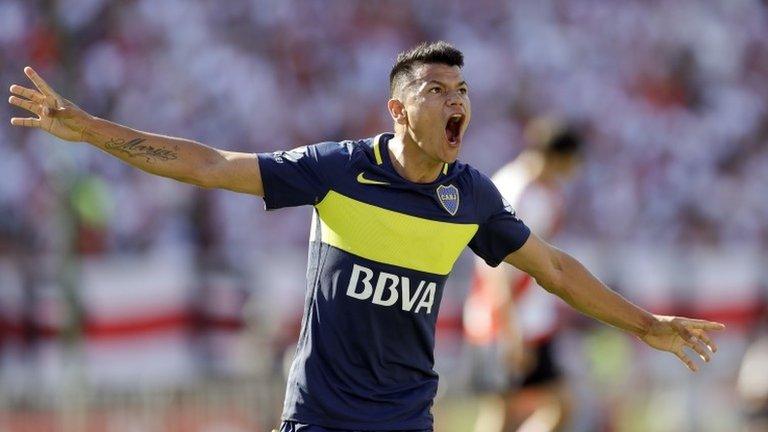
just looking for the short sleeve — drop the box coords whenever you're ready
[468,173,531,267]
[257,141,346,210]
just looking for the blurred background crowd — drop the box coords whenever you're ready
[0,0,767,431]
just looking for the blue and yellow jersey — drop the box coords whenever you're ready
[257,133,530,430]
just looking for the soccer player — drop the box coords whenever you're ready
[8,41,724,432]
[464,119,584,432]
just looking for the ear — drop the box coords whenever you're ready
[387,98,407,126]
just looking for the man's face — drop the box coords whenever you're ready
[396,63,471,163]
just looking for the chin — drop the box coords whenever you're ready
[441,148,460,164]
[442,139,461,162]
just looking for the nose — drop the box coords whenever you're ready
[446,90,464,107]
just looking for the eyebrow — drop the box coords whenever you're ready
[424,80,468,87]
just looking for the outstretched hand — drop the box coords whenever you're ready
[639,315,725,372]
[8,66,92,142]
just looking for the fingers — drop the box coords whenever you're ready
[10,117,41,128]
[24,66,58,99]
[686,336,712,362]
[677,320,721,365]
[10,85,45,104]
[669,319,715,364]
[692,321,726,331]
[677,318,723,355]
[8,81,45,129]
[8,95,45,116]
[680,318,726,331]
[691,328,718,353]
[673,348,698,372]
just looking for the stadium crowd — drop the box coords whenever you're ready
[1,1,767,431]
[1,0,767,257]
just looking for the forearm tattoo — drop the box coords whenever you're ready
[104,137,178,162]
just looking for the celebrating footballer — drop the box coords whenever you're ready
[8,41,725,432]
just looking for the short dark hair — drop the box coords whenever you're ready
[526,118,585,156]
[545,127,583,156]
[389,41,464,96]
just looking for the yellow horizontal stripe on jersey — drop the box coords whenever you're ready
[315,191,478,275]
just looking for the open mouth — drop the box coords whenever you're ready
[445,114,464,145]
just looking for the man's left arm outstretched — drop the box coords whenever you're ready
[505,233,725,372]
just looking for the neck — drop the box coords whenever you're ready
[388,133,444,183]
[517,151,558,185]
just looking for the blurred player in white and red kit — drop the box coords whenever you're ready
[464,118,585,432]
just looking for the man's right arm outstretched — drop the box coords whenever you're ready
[8,67,264,196]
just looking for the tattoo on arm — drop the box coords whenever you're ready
[104,137,178,162]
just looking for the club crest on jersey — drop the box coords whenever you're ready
[436,184,460,216]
